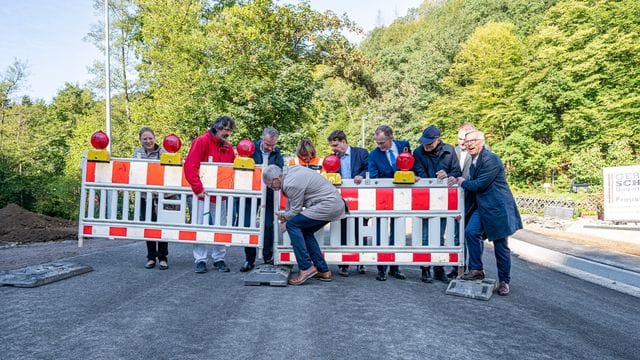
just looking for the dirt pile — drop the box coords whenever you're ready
[0,204,77,244]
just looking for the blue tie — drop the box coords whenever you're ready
[389,150,396,170]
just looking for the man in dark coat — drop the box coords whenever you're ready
[412,125,461,283]
[448,130,522,296]
[240,127,284,271]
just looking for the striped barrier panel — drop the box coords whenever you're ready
[78,156,266,249]
[274,177,465,267]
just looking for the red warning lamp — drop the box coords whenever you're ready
[163,134,182,153]
[90,130,109,150]
[237,138,255,157]
[322,154,341,173]
[396,150,415,171]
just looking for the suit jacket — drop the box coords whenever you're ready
[368,140,410,179]
[282,166,345,222]
[461,148,522,240]
[455,145,473,179]
[345,146,369,179]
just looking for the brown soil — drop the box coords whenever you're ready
[0,203,77,245]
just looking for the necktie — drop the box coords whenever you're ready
[389,150,396,170]
[470,163,476,178]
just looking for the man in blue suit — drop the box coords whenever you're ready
[448,130,522,296]
[240,127,284,272]
[368,125,410,281]
[327,130,369,276]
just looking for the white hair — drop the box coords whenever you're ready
[263,164,282,183]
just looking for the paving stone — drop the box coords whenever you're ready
[243,264,291,287]
[0,261,93,288]
[446,278,497,301]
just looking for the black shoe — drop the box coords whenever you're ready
[358,265,367,274]
[433,266,448,282]
[421,268,433,283]
[263,258,274,265]
[388,270,406,280]
[144,259,156,269]
[213,260,230,272]
[376,271,387,281]
[239,261,255,272]
[195,261,207,274]
[446,269,458,279]
[338,266,349,277]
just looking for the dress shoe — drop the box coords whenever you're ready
[158,260,168,270]
[446,269,459,279]
[195,261,207,274]
[433,266,448,282]
[263,258,274,265]
[358,265,367,274]
[376,270,387,281]
[144,259,156,269]
[498,281,510,296]
[338,266,349,277]
[460,269,485,281]
[239,261,255,272]
[421,267,433,283]
[388,269,406,280]
[289,266,318,285]
[213,260,230,272]
[314,271,333,282]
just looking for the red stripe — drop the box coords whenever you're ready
[85,162,96,182]
[342,253,360,262]
[411,188,430,210]
[280,252,291,262]
[179,231,197,241]
[376,188,394,210]
[83,225,93,235]
[249,234,258,245]
[413,253,431,262]
[280,192,287,210]
[448,188,458,210]
[449,253,459,263]
[144,229,162,239]
[109,227,127,237]
[252,168,262,191]
[214,233,232,243]
[147,163,164,186]
[341,188,359,211]
[377,253,395,262]
[216,166,235,189]
[111,160,130,184]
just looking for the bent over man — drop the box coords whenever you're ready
[263,165,346,286]
[448,131,522,296]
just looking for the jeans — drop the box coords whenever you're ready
[465,211,511,283]
[286,214,329,272]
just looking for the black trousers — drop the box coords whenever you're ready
[244,199,275,264]
[141,196,168,261]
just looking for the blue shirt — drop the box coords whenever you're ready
[340,146,352,179]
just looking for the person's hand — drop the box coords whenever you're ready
[447,176,457,186]
[353,175,364,184]
[196,191,206,199]
[275,210,286,223]
[456,177,465,186]
[280,222,287,233]
[415,176,421,182]
[455,214,461,221]
[436,170,447,179]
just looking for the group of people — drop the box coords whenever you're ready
[134,115,522,295]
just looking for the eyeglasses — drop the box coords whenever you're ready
[463,139,482,145]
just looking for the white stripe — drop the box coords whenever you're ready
[200,164,217,189]
[164,166,183,187]
[163,229,179,241]
[429,188,448,210]
[94,162,113,183]
[360,253,378,262]
[234,170,254,190]
[395,252,412,263]
[324,253,342,262]
[359,188,376,210]
[431,253,449,263]
[196,231,211,242]
[93,225,109,236]
[129,227,144,238]
[129,162,148,185]
[393,188,412,211]
[233,233,249,244]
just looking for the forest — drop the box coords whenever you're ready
[1,0,638,219]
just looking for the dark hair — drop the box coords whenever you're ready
[374,125,393,138]
[209,115,236,135]
[138,126,155,139]
[327,130,348,143]
[296,139,317,158]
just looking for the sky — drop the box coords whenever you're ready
[0,0,422,103]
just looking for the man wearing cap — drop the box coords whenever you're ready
[368,125,410,281]
[412,125,461,283]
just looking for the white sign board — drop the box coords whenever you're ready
[603,165,640,221]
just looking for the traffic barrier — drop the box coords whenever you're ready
[78,156,266,250]
[273,178,465,267]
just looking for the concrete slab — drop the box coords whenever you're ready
[0,261,93,288]
[446,278,497,301]
[243,264,291,287]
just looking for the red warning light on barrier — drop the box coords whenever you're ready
[322,154,341,173]
[163,134,182,153]
[90,130,109,150]
[237,138,255,157]
[396,150,415,171]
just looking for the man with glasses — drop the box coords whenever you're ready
[447,131,522,296]
[412,125,461,283]
[368,125,410,281]
[184,115,236,274]
[263,165,346,285]
[240,127,284,272]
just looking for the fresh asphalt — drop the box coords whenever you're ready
[1,238,639,360]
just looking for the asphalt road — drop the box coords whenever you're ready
[1,241,639,359]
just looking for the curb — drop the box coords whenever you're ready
[510,237,640,298]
